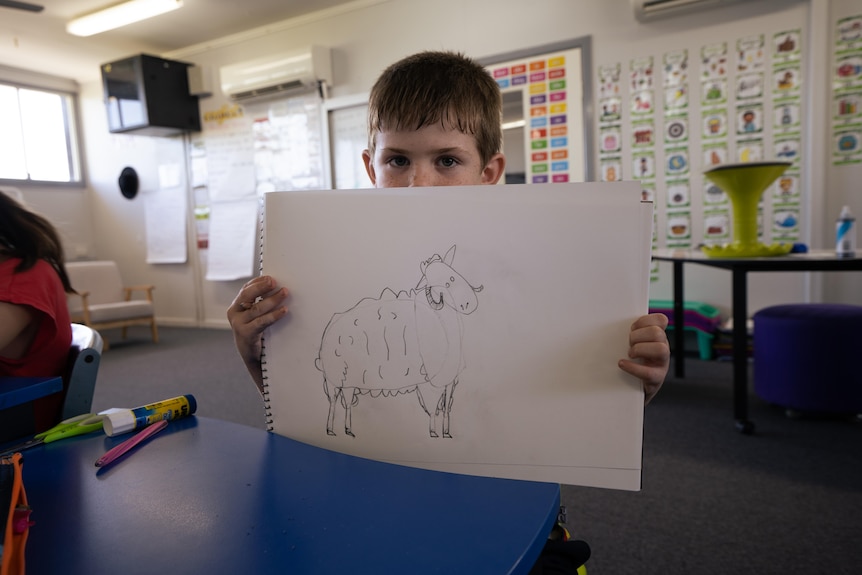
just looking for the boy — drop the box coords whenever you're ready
[229,49,670,575]
[229,50,670,402]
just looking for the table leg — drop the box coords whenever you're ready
[732,270,755,434]
[672,260,685,378]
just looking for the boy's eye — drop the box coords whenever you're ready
[438,156,458,168]
[388,156,409,167]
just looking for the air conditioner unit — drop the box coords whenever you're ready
[220,46,333,101]
[632,0,748,22]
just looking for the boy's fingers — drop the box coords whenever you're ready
[629,325,669,348]
[631,312,669,331]
[629,341,670,361]
[236,276,275,302]
[230,277,289,318]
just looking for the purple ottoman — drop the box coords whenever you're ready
[753,303,862,414]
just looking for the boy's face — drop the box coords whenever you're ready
[362,123,505,188]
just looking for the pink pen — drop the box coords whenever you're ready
[95,419,169,468]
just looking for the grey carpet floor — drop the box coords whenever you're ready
[92,326,862,574]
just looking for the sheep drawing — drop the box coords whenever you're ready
[315,245,482,438]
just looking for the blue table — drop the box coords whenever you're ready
[21,416,560,574]
[0,376,63,410]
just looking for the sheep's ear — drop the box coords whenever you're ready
[443,245,456,266]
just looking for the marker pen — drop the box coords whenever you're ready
[103,394,197,436]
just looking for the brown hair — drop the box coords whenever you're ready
[366,51,503,167]
[0,191,75,293]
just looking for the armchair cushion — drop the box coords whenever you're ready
[66,261,126,314]
[65,261,158,347]
[82,301,153,324]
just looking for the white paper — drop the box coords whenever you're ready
[204,115,256,202]
[205,199,259,281]
[261,182,652,490]
[144,188,187,264]
[158,163,182,189]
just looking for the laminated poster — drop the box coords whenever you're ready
[260,183,652,490]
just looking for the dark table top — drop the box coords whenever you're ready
[652,248,862,271]
[20,416,560,575]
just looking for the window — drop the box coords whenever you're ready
[0,83,81,184]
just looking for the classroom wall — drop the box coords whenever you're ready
[823,0,862,303]
[8,0,862,328]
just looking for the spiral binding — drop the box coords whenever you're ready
[262,335,273,430]
[257,195,274,431]
[257,195,266,276]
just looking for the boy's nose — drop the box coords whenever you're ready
[409,166,434,187]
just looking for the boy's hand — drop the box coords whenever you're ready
[618,313,670,405]
[227,275,289,391]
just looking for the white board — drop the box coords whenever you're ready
[261,182,652,490]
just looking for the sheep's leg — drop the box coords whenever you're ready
[431,392,447,438]
[416,387,438,438]
[442,381,456,438]
[326,384,339,436]
[343,388,356,437]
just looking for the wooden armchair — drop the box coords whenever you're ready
[66,261,158,348]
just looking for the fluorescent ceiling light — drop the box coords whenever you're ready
[66,0,182,37]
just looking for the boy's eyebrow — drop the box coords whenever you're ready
[378,145,471,155]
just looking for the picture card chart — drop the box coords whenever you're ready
[260,182,652,490]
[701,41,731,248]
[490,47,586,184]
[832,14,862,166]
[771,29,804,242]
[598,62,623,185]
[663,49,691,250]
[595,14,809,279]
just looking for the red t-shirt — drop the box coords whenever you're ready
[1,257,72,429]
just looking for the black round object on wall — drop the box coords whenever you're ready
[119,167,139,199]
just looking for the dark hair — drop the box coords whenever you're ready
[0,191,75,293]
[367,51,503,167]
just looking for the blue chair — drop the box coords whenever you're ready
[61,324,103,419]
[0,324,103,443]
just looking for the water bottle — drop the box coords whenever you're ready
[836,205,856,258]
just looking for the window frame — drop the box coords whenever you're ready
[0,77,86,189]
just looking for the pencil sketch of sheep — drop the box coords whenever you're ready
[315,245,482,438]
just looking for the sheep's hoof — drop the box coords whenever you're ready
[443,433,452,438]
[327,430,336,436]
[346,430,355,438]
[430,430,438,438]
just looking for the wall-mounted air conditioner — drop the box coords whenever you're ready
[632,0,748,22]
[220,46,333,101]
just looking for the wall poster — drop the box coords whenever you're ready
[594,16,810,268]
[193,93,327,281]
[832,14,862,165]
[483,38,593,185]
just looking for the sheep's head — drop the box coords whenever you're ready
[416,245,482,314]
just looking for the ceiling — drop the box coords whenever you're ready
[0,0,357,83]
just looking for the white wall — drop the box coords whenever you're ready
[8,0,861,328]
[78,83,201,325]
